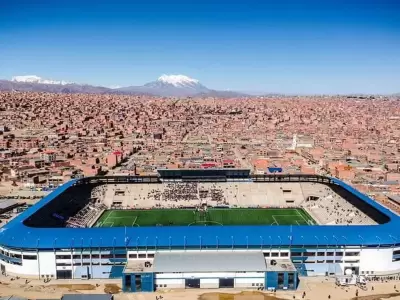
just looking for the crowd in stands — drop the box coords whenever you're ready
[91,184,107,202]
[146,182,229,207]
[163,182,198,202]
[199,183,228,204]
[302,184,375,225]
[66,198,107,228]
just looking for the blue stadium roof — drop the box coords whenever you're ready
[1,177,400,250]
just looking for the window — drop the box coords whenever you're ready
[23,255,37,260]
[129,254,137,258]
[317,252,325,256]
[72,255,81,259]
[56,255,71,260]
[291,252,302,256]
[304,252,315,257]
[56,262,70,266]
[326,260,334,263]
[115,254,126,259]
[345,252,359,257]
[138,254,146,258]
[335,260,343,263]
[344,260,360,263]
[393,250,400,255]
[10,254,22,259]
[393,257,400,262]
[263,253,270,257]
[277,273,284,289]
[82,262,90,266]
[147,253,155,258]
[252,283,255,287]
[91,254,100,259]
[101,254,113,259]
[326,252,334,256]
[271,253,279,257]
[335,252,343,256]
[280,252,289,257]
[82,255,91,259]
[317,260,324,263]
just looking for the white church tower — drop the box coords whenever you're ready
[291,134,298,150]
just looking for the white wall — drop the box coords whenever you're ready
[200,278,219,288]
[38,252,57,278]
[235,272,265,278]
[155,278,184,288]
[235,277,264,288]
[2,263,23,276]
[360,249,400,274]
[21,256,40,277]
[156,273,184,279]
[155,274,264,289]
[183,272,237,278]
[3,247,400,278]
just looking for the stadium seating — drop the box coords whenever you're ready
[301,183,376,225]
[25,180,379,228]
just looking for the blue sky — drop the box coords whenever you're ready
[1,0,399,94]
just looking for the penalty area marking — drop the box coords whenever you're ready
[101,211,114,225]
[188,221,223,226]
[131,216,138,227]
[102,221,114,227]
[272,214,309,225]
[295,210,312,224]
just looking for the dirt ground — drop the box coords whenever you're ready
[1,276,400,300]
[199,291,289,300]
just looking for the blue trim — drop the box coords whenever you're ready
[0,253,22,264]
[1,177,400,250]
[154,277,265,280]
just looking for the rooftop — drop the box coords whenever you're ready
[153,251,267,273]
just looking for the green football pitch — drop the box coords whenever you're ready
[93,208,316,227]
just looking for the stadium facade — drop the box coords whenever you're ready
[1,170,400,293]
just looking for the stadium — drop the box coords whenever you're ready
[1,169,400,293]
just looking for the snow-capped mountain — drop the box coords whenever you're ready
[1,74,248,97]
[118,74,211,96]
[12,75,72,85]
[157,74,200,87]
